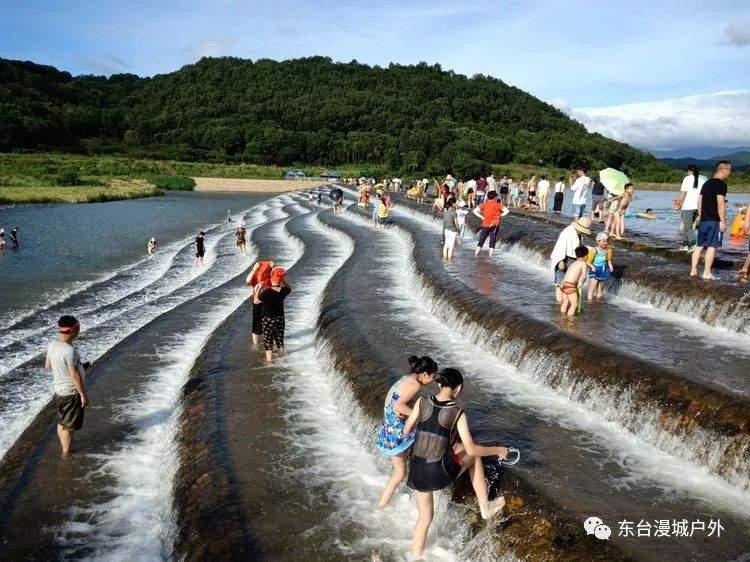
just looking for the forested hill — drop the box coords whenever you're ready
[0,56,667,177]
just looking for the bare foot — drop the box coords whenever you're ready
[701,273,716,280]
[480,496,506,520]
[689,270,698,277]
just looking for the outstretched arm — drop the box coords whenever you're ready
[456,414,508,458]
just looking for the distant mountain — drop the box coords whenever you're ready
[653,145,750,159]
[661,150,750,171]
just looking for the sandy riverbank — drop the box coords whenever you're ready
[192,177,329,192]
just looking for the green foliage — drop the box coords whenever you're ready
[54,171,80,186]
[0,56,672,180]
[146,175,196,190]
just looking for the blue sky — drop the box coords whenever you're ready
[2,0,749,151]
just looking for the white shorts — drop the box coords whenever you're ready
[444,230,458,251]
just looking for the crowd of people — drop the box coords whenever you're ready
[399,161,747,284]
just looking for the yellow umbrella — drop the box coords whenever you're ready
[599,168,629,196]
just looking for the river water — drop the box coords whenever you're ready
[0,189,748,561]
[554,188,750,249]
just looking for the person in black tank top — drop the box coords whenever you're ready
[403,368,511,559]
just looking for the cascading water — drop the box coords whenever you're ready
[332,206,750,501]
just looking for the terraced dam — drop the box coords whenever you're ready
[0,188,748,561]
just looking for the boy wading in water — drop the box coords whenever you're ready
[45,316,89,456]
[404,368,509,559]
[559,246,591,316]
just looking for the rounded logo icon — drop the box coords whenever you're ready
[584,516,604,535]
[594,524,612,540]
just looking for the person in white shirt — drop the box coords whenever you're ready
[570,169,591,218]
[676,164,706,251]
[487,174,497,194]
[552,177,566,214]
[537,175,551,212]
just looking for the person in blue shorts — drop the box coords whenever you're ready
[691,161,731,280]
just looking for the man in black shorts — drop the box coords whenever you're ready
[45,315,89,455]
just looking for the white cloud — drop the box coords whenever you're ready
[569,90,750,151]
[724,23,750,47]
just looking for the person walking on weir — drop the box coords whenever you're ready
[473,191,509,257]
[676,164,705,251]
[570,169,590,219]
[45,315,89,456]
[690,161,731,280]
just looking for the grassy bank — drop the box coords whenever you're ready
[2,153,749,204]
[0,180,163,204]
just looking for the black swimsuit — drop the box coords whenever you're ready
[407,396,464,492]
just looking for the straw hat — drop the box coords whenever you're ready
[571,217,592,235]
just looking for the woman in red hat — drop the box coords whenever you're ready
[246,260,274,349]
[258,267,292,363]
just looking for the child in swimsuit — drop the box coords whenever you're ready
[610,183,635,239]
[559,245,591,316]
[403,368,510,559]
[375,356,437,508]
[587,233,614,300]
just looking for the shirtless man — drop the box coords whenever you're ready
[559,246,591,316]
